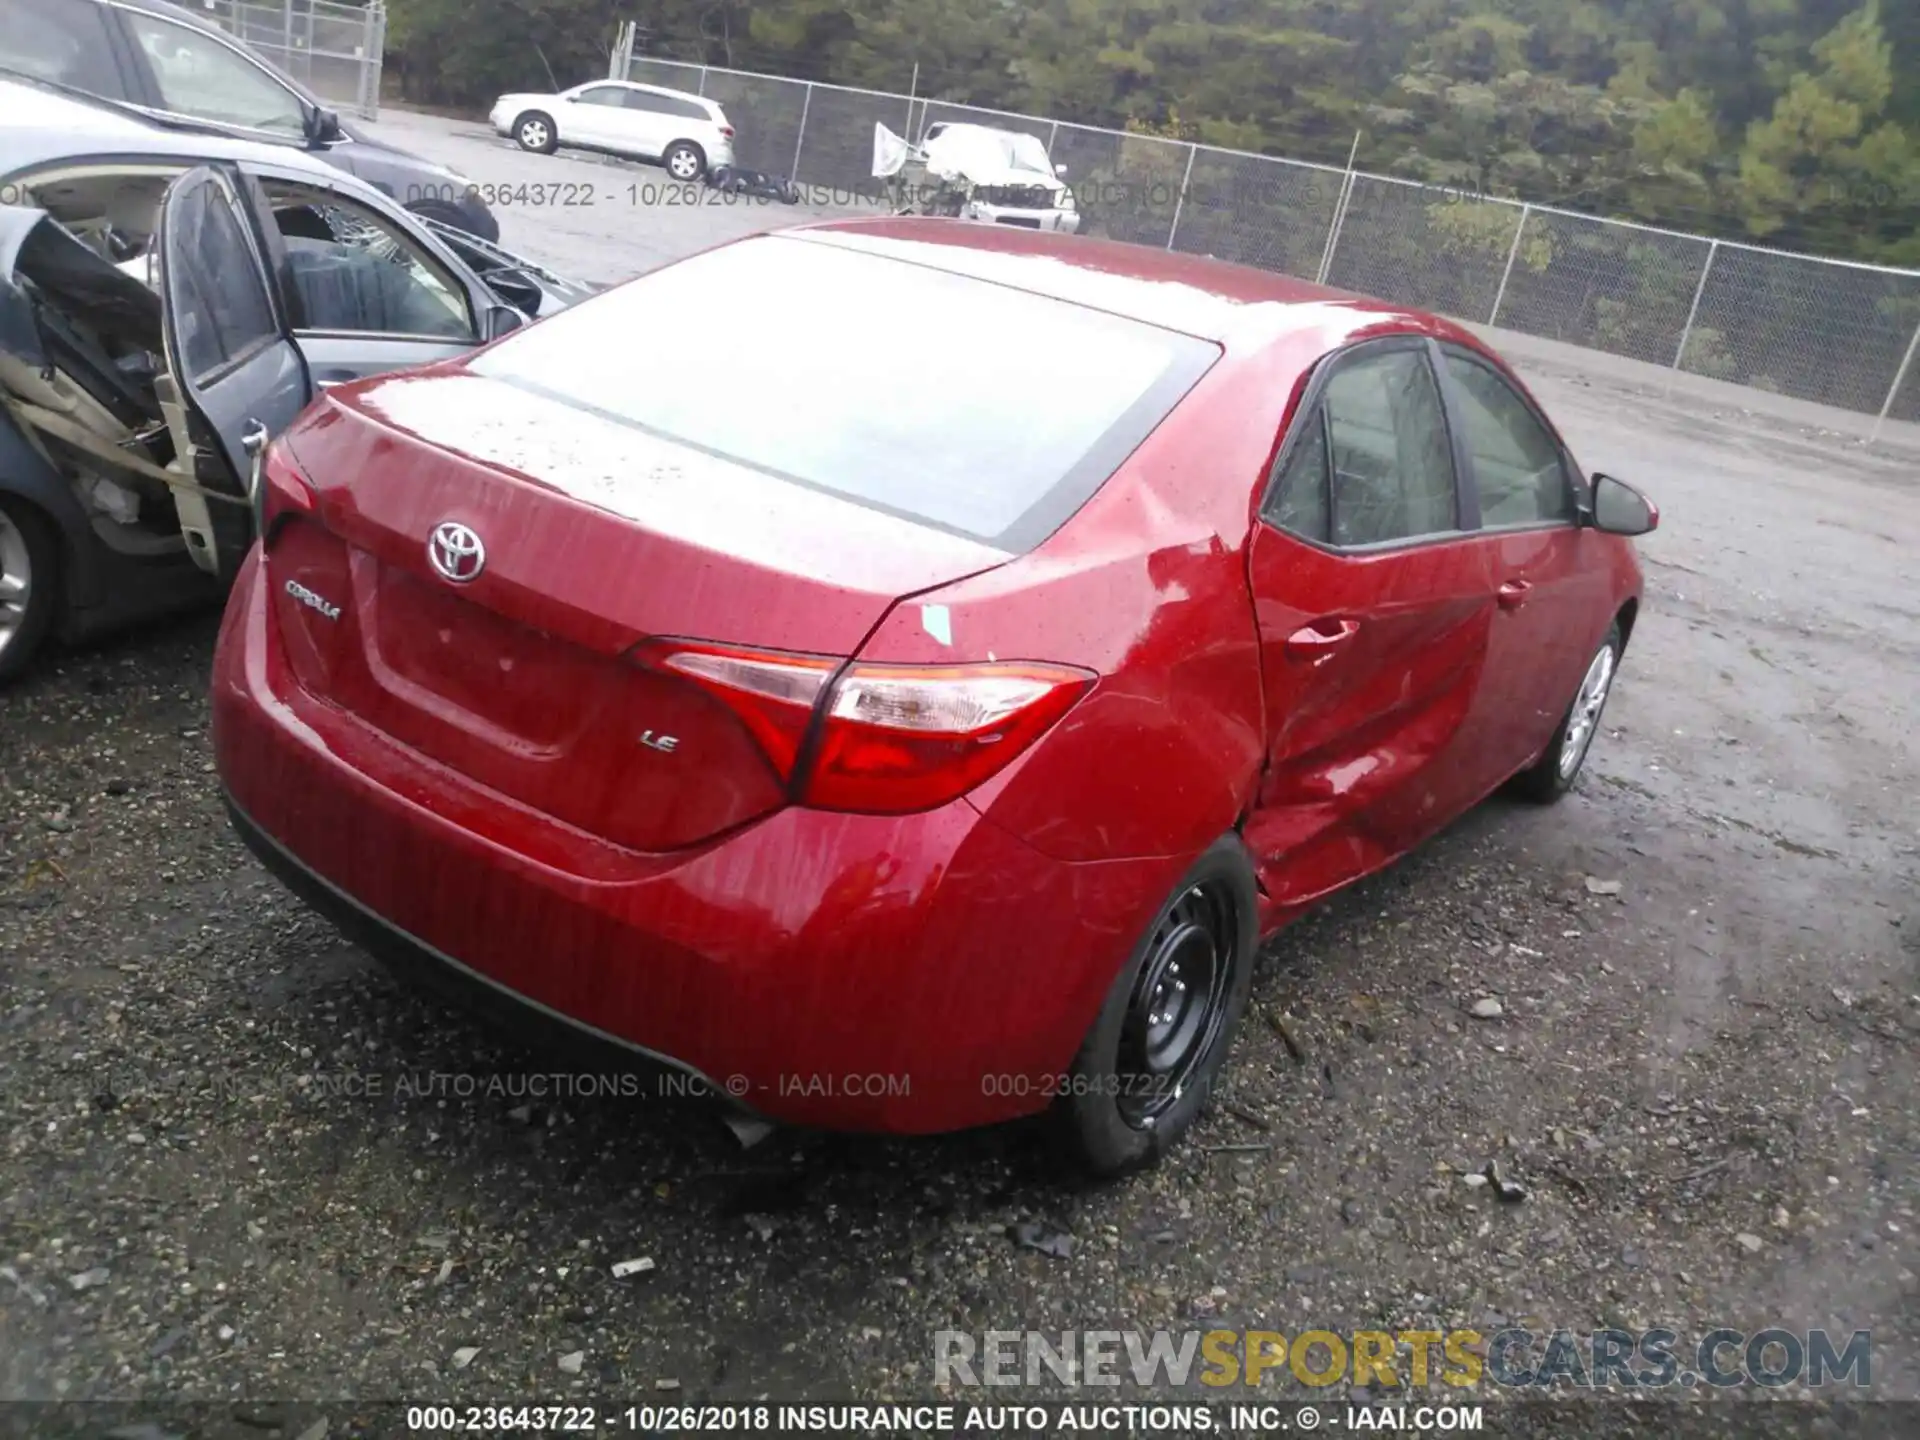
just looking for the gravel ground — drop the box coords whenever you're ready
[2,111,1917,1432]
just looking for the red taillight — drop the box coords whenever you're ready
[806,661,1093,812]
[719,124,735,138]
[641,639,835,777]
[633,640,1094,815]
[258,439,315,540]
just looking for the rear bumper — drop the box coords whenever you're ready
[223,786,746,1105]
[211,551,1179,1133]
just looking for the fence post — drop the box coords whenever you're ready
[1671,239,1719,378]
[607,20,628,81]
[1488,202,1530,326]
[791,82,813,182]
[375,3,388,117]
[1316,131,1363,286]
[1871,316,1920,443]
[354,4,369,116]
[1316,173,1354,286]
[1166,144,1198,251]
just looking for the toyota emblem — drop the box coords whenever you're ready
[428,521,486,583]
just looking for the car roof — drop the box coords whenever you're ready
[786,217,1474,352]
[0,76,356,184]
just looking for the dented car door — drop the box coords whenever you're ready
[1242,338,1497,912]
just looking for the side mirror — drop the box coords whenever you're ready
[306,106,342,146]
[1590,473,1658,536]
[1055,163,1068,177]
[484,267,546,315]
[483,304,525,340]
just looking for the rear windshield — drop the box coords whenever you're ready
[467,235,1218,551]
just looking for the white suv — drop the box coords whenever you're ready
[491,81,735,180]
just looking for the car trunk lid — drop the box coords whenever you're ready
[265,369,1010,851]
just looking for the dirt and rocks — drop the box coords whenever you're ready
[1,112,1916,1435]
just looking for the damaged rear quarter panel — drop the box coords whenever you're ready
[850,351,1289,867]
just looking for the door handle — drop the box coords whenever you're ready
[1497,580,1533,609]
[240,419,269,502]
[1285,618,1360,659]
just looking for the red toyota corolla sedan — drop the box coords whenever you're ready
[209,217,1655,1174]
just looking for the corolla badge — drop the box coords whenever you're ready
[428,521,486,583]
[283,578,340,621]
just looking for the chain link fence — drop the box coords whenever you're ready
[620,55,1920,432]
[201,0,386,119]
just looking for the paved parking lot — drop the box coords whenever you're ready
[367,108,877,287]
[1,110,1916,1423]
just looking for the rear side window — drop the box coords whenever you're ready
[1267,345,1459,548]
[167,181,278,383]
[0,0,122,95]
[468,236,1218,550]
[1271,406,1330,543]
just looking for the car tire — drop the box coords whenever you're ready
[663,141,706,181]
[512,112,558,154]
[0,495,60,683]
[1051,835,1259,1178]
[1510,621,1623,804]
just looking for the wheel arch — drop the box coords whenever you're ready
[512,109,556,139]
[1614,595,1639,650]
[664,138,708,172]
[0,415,98,613]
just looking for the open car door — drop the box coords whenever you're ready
[155,165,312,577]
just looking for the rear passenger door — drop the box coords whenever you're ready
[614,88,676,158]
[1242,337,1499,910]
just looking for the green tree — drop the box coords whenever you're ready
[1736,2,1918,256]
[380,0,1920,267]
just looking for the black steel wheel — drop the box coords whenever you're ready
[1053,835,1258,1177]
[1114,883,1236,1128]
